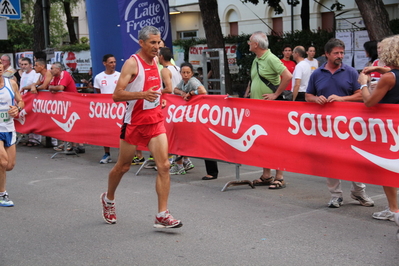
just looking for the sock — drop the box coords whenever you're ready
[0,191,6,196]
[183,158,189,163]
[157,210,168,217]
[104,194,115,204]
[177,163,183,168]
[105,152,110,156]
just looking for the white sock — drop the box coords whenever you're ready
[0,191,6,196]
[157,210,168,217]
[104,194,115,204]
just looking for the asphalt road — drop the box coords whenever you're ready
[1,143,398,266]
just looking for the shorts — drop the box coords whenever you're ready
[120,121,166,147]
[0,132,16,147]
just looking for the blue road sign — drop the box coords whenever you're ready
[0,0,21,20]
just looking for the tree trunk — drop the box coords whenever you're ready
[301,0,310,31]
[198,0,232,95]
[33,0,50,51]
[63,1,78,44]
[355,0,393,41]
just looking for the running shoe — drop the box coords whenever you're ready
[100,154,112,164]
[154,210,183,228]
[183,160,195,171]
[372,207,395,221]
[350,192,374,207]
[0,193,14,207]
[394,211,399,227]
[100,192,116,224]
[327,197,343,208]
[131,156,145,165]
[170,164,186,175]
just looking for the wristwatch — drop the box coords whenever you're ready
[17,106,22,112]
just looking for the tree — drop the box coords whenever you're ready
[56,0,79,44]
[355,0,393,41]
[198,0,232,94]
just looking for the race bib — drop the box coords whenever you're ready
[0,109,10,123]
[143,87,161,110]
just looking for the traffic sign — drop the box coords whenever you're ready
[0,0,21,20]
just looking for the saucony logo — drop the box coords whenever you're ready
[209,125,267,152]
[352,145,399,173]
[51,112,80,132]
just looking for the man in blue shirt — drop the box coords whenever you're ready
[306,38,374,208]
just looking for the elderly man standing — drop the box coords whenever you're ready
[248,31,292,189]
[1,54,16,79]
[306,38,374,208]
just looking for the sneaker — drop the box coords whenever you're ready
[394,212,399,227]
[170,164,186,175]
[100,154,112,164]
[350,192,374,207]
[372,207,395,221]
[328,197,343,208]
[147,156,154,162]
[0,193,14,207]
[131,156,145,165]
[154,210,183,228]
[183,160,195,171]
[100,192,116,224]
[76,146,85,154]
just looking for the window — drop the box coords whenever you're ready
[178,31,198,40]
[73,17,79,40]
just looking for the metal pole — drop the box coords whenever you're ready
[42,0,49,48]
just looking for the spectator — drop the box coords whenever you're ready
[291,46,311,101]
[30,59,52,94]
[1,54,16,79]
[93,54,121,164]
[170,62,206,175]
[48,62,84,153]
[280,44,296,91]
[306,38,374,208]
[81,67,93,92]
[248,31,292,189]
[304,45,319,74]
[359,35,399,222]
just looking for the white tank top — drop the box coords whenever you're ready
[0,78,15,132]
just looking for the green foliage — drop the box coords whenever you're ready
[58,43,90,52]
[49,2,68,47]
[0,20,34,52]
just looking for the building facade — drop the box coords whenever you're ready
[169,0,399,40]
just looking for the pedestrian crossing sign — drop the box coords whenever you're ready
[0,0,21,20]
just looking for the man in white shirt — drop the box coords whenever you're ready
[94,54,121,164]
[292,46,311,101]
[304,45,319,74]
[20,58,40,94]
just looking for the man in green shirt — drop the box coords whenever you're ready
[248,31,292,189]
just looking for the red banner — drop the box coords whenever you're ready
[16,92,399,188]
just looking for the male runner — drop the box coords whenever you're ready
[0,60,25,207]
[100,26,182,228]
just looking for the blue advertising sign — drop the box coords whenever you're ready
[0,0,21,20]
[117,0,172,60]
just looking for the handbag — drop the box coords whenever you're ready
[256,62,293,101]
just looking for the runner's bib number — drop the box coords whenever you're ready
[0,109,10,123]
[143,87,161,110]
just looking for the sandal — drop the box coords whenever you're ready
[27,142,39,147]
[269,179,286,189]
[252,176,274,186]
